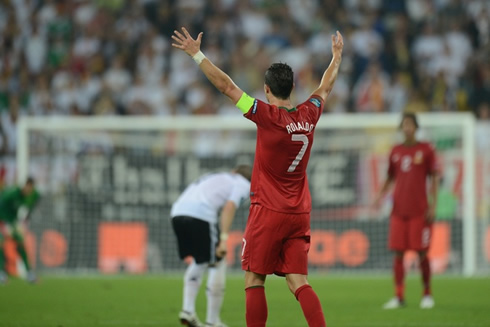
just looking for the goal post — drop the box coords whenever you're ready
[16,113,479,276]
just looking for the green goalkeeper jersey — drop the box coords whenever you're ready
[0,186,40,224]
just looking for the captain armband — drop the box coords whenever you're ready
[236,92,256,114]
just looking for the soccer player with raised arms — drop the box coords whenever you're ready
[374,113,439,309]
[172,27,343,327]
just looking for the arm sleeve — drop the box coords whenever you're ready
[236,92,256,114]
[306,95,325,120]
[243,97,278,127]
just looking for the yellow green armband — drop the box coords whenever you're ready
[236,92,255,114]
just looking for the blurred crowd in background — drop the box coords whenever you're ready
[0,0,490,155]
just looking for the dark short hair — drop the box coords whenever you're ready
[234,165,252,181]
[400,112,419,129]
[25,176,36,186]
[264,63,294,100]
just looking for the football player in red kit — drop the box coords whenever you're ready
[374,113,439,310]
[172,27,343,327]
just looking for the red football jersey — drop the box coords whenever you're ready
[243,95,324,213]
[387,142,438,216]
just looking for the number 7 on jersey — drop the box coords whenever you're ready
[287,134,309,172]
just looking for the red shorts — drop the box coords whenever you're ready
[241,204,310,276]
[388,214,432,251]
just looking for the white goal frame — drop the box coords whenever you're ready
[17,113,477,276]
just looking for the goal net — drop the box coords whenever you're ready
[15,113,486,276]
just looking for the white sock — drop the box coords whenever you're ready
[183,261,207,314]
[206,259,226,324]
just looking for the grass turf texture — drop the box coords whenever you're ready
[0,275,489,327]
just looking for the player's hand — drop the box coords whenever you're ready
[216,241,227,259]
[171,27,203,57]
[331,31,343,58]
[426,206,436,224]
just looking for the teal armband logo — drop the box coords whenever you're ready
[309,98,321,108]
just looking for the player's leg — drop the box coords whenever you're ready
[409,217,434,308]
[281,241,326,327]
[241,205,283,327]
[0,230,6,284]
[394,251,405,302]
[172,216,213,326]
[181,259,207,324]
[244,271,267,327]
[12,226,35,282]
[276,212,324,327]
[417,249,434,308]
[205,259,226,326]
[384,215,408,309]
[286,273,325,327]
[419,250,431,296]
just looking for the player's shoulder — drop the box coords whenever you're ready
[418,141,436,151]
[254,98,277,114]
[0,186,19,195]
[298,95,323,109]
[391,143,404,152]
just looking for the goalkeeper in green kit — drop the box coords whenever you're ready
[0,177,40,284]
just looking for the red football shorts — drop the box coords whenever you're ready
[388,214,432,251]
[241,204,311,276]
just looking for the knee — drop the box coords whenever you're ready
[207,283,225,296]
[184,263,206,281]
[287,282,297,294]
[286,274,308,294]
[245,272,266,289]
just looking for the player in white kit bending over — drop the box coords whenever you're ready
[171,165,252,327]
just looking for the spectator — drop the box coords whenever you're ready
[24,23,47,75]
[0,0,488,156]
[353,61,390,112]
[1,97,22,154]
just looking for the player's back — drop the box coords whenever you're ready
[244,96,324,213]
[170,172,249,222]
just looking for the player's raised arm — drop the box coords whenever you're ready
[311,31,344,102]
[171,27,244,105]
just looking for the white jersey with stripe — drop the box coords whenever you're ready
[170,172,250,224]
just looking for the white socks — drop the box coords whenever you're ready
[181,260,227,325]
[183,261,207,314]
[206,260,227,324]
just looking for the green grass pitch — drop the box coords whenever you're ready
[0,274,489,326]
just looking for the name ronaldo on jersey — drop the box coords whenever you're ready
[285,121,315,134]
